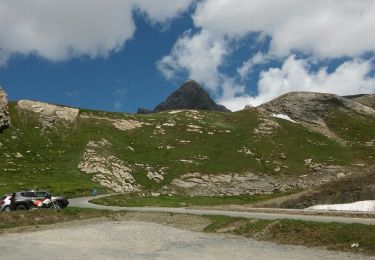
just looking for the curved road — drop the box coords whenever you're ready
[70,195,375,225]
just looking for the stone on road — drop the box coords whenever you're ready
[0,221,363,260]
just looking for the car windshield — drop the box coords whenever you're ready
[35,191,48,198]
[22,192,35,197]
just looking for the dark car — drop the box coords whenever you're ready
[10,190,69,211]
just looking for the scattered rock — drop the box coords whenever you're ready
[180,159,195,164]
[244,104,254,110]
[144,165,168,183]
[14,152,23,158]
[113,119,142,131]
[153,124,166,135]
[254,117,280,135]
[80,114,143,131]
[237,147,254,156]
[151,192,161,197]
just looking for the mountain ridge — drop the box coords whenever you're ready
[0,87,374,203]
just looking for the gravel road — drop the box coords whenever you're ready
[70,196,375,225]
[0,220,366,260]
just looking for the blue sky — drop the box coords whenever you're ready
[0,11,195,112]
[0,1,374,112]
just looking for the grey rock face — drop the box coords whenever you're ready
[347,94,375,109]
[258,92,375,125]
[0,87,10,131]
[140,80,230,113]
[256,92,375,142]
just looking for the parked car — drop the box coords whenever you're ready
[0,194,11,212]
[9,190,69,211]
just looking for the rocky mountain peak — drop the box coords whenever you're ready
[153,80,230,113]
[0,87,10,131]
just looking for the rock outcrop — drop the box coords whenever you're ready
[80,113,143,131]
[280,166,375,209]
[139,80,231,113]
[171,170,340,196]
[258,92,374,123]
[17,100,79,123]
[78,138,140,193]
[345,94,375,110]
[0,87,10,131]
[257,92,375,140]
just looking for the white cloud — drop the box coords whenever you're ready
[218,94,253,112]
[113,87,128,110]
[159,0,375,112]
[115,88,127,99]
[0,0,193,64]
[66,91,79,97]
[135,0,193,23]
[157,30,228,91]
[248,56,375,106]
[114,101,124,109]
[194,0,375,58]
[237,52,272,79]
[216,77,250,111]
[218,55,375,111]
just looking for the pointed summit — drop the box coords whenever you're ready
[153,80,230,113]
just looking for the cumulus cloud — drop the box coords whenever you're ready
[135,0,194,23]
[235,56,375,108]
[194,0,375,58]
[218,56,375,110]
[159,0,375,111]
[0,0,193,64]
[157,30,228,91]
[237,52,272,80]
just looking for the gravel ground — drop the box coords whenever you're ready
[0,220,366,260]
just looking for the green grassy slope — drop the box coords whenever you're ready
[0,102,373,197]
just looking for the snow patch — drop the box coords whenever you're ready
[307,200,375,212]
[271,113,296,123]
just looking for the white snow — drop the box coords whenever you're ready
[271,113,296,123]
[307,200,375,212]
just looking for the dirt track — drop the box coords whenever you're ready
[0,220,365,260]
